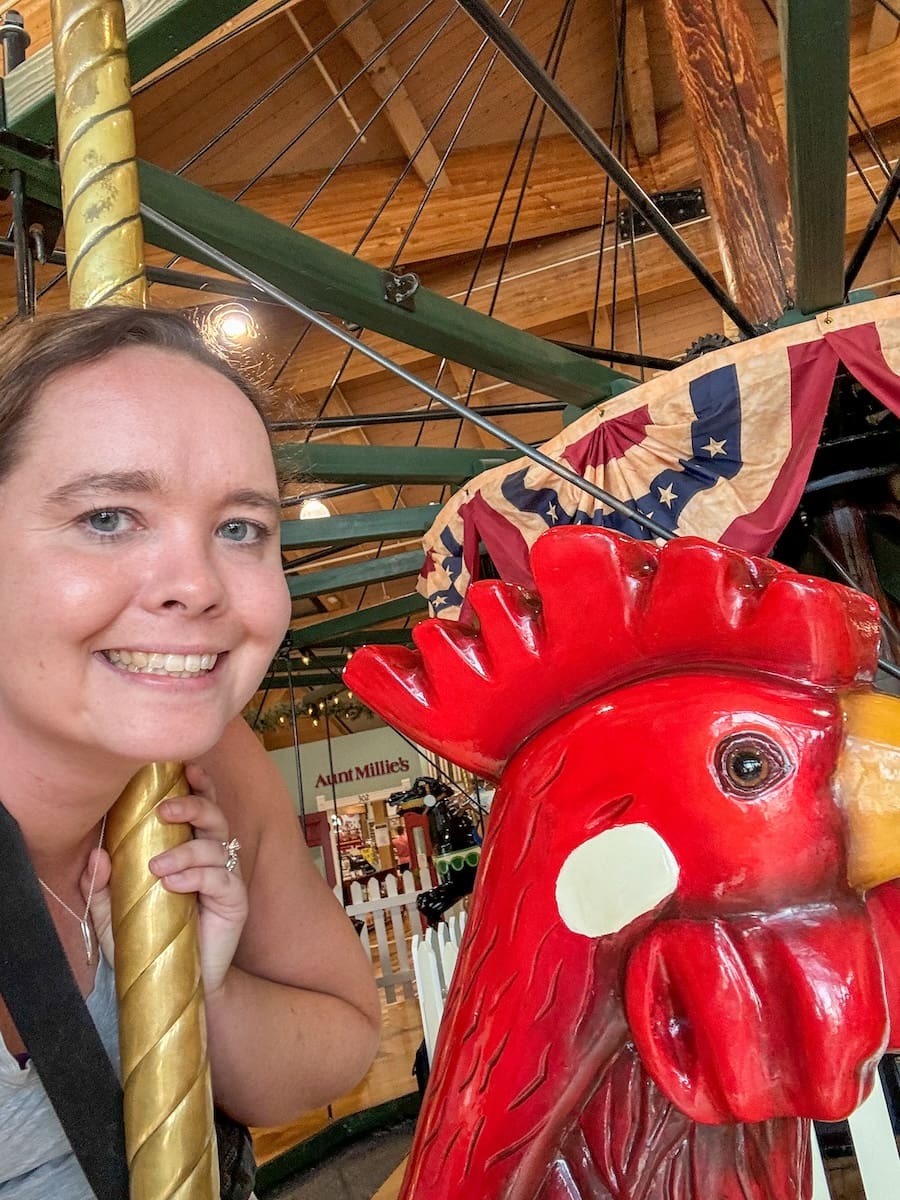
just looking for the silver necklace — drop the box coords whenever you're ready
[38,813,108,965]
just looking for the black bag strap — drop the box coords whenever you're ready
[0,801,128,1200]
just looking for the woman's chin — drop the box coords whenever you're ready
[106,724,230,771]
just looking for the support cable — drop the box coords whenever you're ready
[454,0,757,337]
[139,206,678,542]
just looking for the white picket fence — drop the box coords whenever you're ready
[411,922,900,1200]
[410,910,468,1060]
[345,870,426,1003]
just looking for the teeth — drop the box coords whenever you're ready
[104,649,219,677]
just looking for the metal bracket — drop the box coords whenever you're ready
[383,269,419,312]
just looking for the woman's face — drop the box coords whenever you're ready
[0,345,290,768]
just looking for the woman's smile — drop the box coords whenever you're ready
[98,648,223,679]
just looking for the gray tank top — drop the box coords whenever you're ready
[0,952,121,1198]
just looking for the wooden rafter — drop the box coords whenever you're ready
[323,0,449,190]
[868,3,899,52]
[621,0,659,158]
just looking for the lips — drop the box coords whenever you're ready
[624,901,887,1124]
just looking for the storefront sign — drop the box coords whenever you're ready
[270,727,427,811]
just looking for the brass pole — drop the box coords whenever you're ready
[49,3,218,1196]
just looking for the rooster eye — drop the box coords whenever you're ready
[716,733,788,794]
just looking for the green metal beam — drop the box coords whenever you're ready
[3,1,262,145]
[308,631,414,649]
[0,144,635,405]
[276,442,517,485]
[778,0,851,313]
[281,505,438,550]
[135,161,635,406]
[287,550,424,599]
[275,655,349,673]
[289,595,426,646]
[263,674,342,690]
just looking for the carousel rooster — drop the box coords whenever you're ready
[345,528,900,1200]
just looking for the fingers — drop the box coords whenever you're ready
[149,839,242,890]
[156,764,228,844]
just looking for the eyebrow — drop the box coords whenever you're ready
[222,489,282,523]
[44,474,282,523]
[44,470,163,507]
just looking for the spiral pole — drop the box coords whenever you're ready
[50,0,146,308]
[106,764,218,1198]
[49,4,218,1196]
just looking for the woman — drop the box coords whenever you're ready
[0,306,381,1197]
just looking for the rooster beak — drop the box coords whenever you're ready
[837,692,900,892]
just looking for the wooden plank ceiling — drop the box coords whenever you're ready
[0,0,897,734]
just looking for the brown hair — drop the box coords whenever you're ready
[0,306,272,483]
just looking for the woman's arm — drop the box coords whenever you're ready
[191,717,381,1126]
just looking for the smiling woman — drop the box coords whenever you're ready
[0,307,381,1200]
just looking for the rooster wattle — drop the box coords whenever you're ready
[345,528,900,1200]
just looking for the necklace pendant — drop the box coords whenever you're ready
[80,918,93,965]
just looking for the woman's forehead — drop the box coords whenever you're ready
[23,346,277,488]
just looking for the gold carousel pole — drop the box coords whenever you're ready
[49,3,219,1196]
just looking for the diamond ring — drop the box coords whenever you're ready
[222,837,241,873]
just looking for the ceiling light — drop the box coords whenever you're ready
[202,302,258,347]
[299,498,330,520]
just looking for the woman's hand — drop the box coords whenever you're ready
[82,763,249,997]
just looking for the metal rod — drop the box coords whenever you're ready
[844,158,900,293]
[454,0,758,339]
[550,339,680,371]
[0,10,30,72]
[281,482,379,507]
[0,237,276,301]
[142,202,676,542]
[284,654,307,838]
[272,400,565,431]
[9,170,35,317]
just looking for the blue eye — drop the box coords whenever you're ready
[87,510,125,534]
[219,519,264,543]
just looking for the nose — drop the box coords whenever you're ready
[143,530,226,616]
[837,692,900,892]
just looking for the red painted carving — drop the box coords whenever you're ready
[345,528,900,1200]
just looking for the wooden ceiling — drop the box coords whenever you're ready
[0,0,897,731]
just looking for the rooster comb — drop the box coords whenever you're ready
[344,529,880,779]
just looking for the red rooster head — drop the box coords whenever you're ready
[345,529,900,1200]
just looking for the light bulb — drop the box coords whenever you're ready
[299,498,330,520]
[204,302,257,345]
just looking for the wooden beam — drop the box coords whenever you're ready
[283,151,894,392]
[664,0,794,323]
[284,8,366,144]
[2,0,264,143]
[622,1,659,158]
[868,4,899,52]
[287,548,424,598]
[323,0,449,189]
[778,0,851,313]
[126,20,895,274]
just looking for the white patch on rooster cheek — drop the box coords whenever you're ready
[555,823,680,938]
